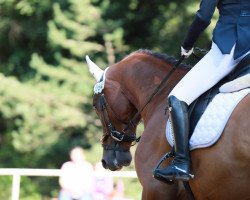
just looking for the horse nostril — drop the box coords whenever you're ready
[101,159,108,169]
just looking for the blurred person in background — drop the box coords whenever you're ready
[59,146,95,200]
[110,180,125,200]
[93,161,114,200]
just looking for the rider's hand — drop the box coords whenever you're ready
[181,46,193,58]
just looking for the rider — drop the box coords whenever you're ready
[154,0,250,181]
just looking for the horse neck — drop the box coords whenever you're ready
[108,52,188,123]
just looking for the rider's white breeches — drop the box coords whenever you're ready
[169,42,249,105]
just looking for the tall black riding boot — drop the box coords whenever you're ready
[154,95,194,181]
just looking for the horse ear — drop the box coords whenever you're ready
[86,55,104,82]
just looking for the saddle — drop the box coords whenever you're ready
[189,53,250,136]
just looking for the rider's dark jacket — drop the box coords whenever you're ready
[182,0,250,59]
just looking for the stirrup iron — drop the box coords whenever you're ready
[153,150,175,185]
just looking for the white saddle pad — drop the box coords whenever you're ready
[166,88,250,150]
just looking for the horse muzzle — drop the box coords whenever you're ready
[101,149,132,171]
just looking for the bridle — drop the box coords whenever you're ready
[94,55,185,151]
[93,91,141,152]
[95,92,139,143]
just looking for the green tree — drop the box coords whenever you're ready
[94,0,214,57]
[0,0,108,198]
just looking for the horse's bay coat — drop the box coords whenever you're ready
[87,51,250,199]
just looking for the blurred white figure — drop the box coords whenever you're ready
[59,147,95,200]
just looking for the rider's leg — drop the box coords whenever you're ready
[154,43,245,182]
[170,43,241,105]
[154,95,192,181]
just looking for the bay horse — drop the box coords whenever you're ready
[86,50,250,200]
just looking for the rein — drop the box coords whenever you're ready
[97,55,185,148]
[122,55,185,134]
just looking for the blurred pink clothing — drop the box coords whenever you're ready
[111,180,125,200]
[94,175,113,198]
[93,162,113,199]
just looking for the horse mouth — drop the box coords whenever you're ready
[102,159,123,171]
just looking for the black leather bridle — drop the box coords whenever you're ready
[93,55,185,151]
[93,92,140,151]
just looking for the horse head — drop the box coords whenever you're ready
[86,56,141,171]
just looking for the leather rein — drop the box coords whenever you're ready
[94,55,185,150]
